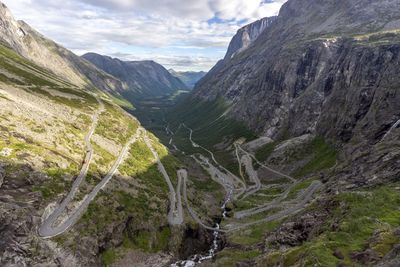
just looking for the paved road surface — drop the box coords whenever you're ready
[181,169,226,232]
[182,124,246,198]
[39,99,104,238]
[38,100,140,238]
[143,131,183,225]
[239,154,262,200]
[165,121,322,233]
[237,145,296,183]
[226,180,322,232]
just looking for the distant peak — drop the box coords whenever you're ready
[225,16,277,60]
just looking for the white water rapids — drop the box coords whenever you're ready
[171,190,232,267]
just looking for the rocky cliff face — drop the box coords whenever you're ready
[224,16,277,60]
[83,53,187,100]
[193,0,400,186]
[195,16,276,90]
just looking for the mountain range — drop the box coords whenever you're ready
[192,0,400,187]
[1,0,400,266]
[168,69,207,89]
[83,53,188,101]
[0,3,186,101]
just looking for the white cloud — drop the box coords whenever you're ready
[2,0,287,71]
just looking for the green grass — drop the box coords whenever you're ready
[227,220,282,246]
[92,143,116,172]
[263,183,400,266]
[32,167,76,200]
[123,227,171,253]
[95,102,139,145]
[111,95,135,111]
[285,178,317,201]
[292,137,337,178]
[233,187,284,211]
[0,43,99,111]
[167,96,256,149]
[101,248,120,267]
[190,175,223,192]
[214,248,261,267]
[255,141,278,162]
[0,44,75,87]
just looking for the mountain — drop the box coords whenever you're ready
[165,1,400,265]
[193,0,400,183]
[2,0,400,266]
[225,16,277,60]
[0,3,128,95]
[169,69,207,89]
[83,53,187,100]
[0,2,220,266]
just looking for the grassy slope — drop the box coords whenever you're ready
[167,96,255,147]
[0,43,182,265]
[260,183,400,266]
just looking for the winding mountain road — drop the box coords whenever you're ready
[181,167,322,233]
[166,121,322,233]
[239,154,262,200]
[237,144,296,183]
[225,180,322,232]
[38,100,140,238]
[181,169,226,232]
[143,131,183,225]
[182,124,246,198]
[38,99,104,238]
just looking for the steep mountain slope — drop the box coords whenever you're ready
[2,0,400,266]
[192,0,400,185]
[224,16,277,60]
[195,15,276,92]
[83,53,187,100]
[162,0,400,266]
[0,2,127,95]
[169,69,207,89]
[0,3,223,266]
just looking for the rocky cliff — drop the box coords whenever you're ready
[83,53,187,100]
[193,0,400,186]
[224,16,277,60]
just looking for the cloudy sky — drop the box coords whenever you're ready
[3,0,286,71]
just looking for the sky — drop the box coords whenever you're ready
[2,0,287,71]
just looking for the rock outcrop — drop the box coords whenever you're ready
[224,16,277,60]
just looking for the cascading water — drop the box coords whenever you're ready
[171,190,232,267]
